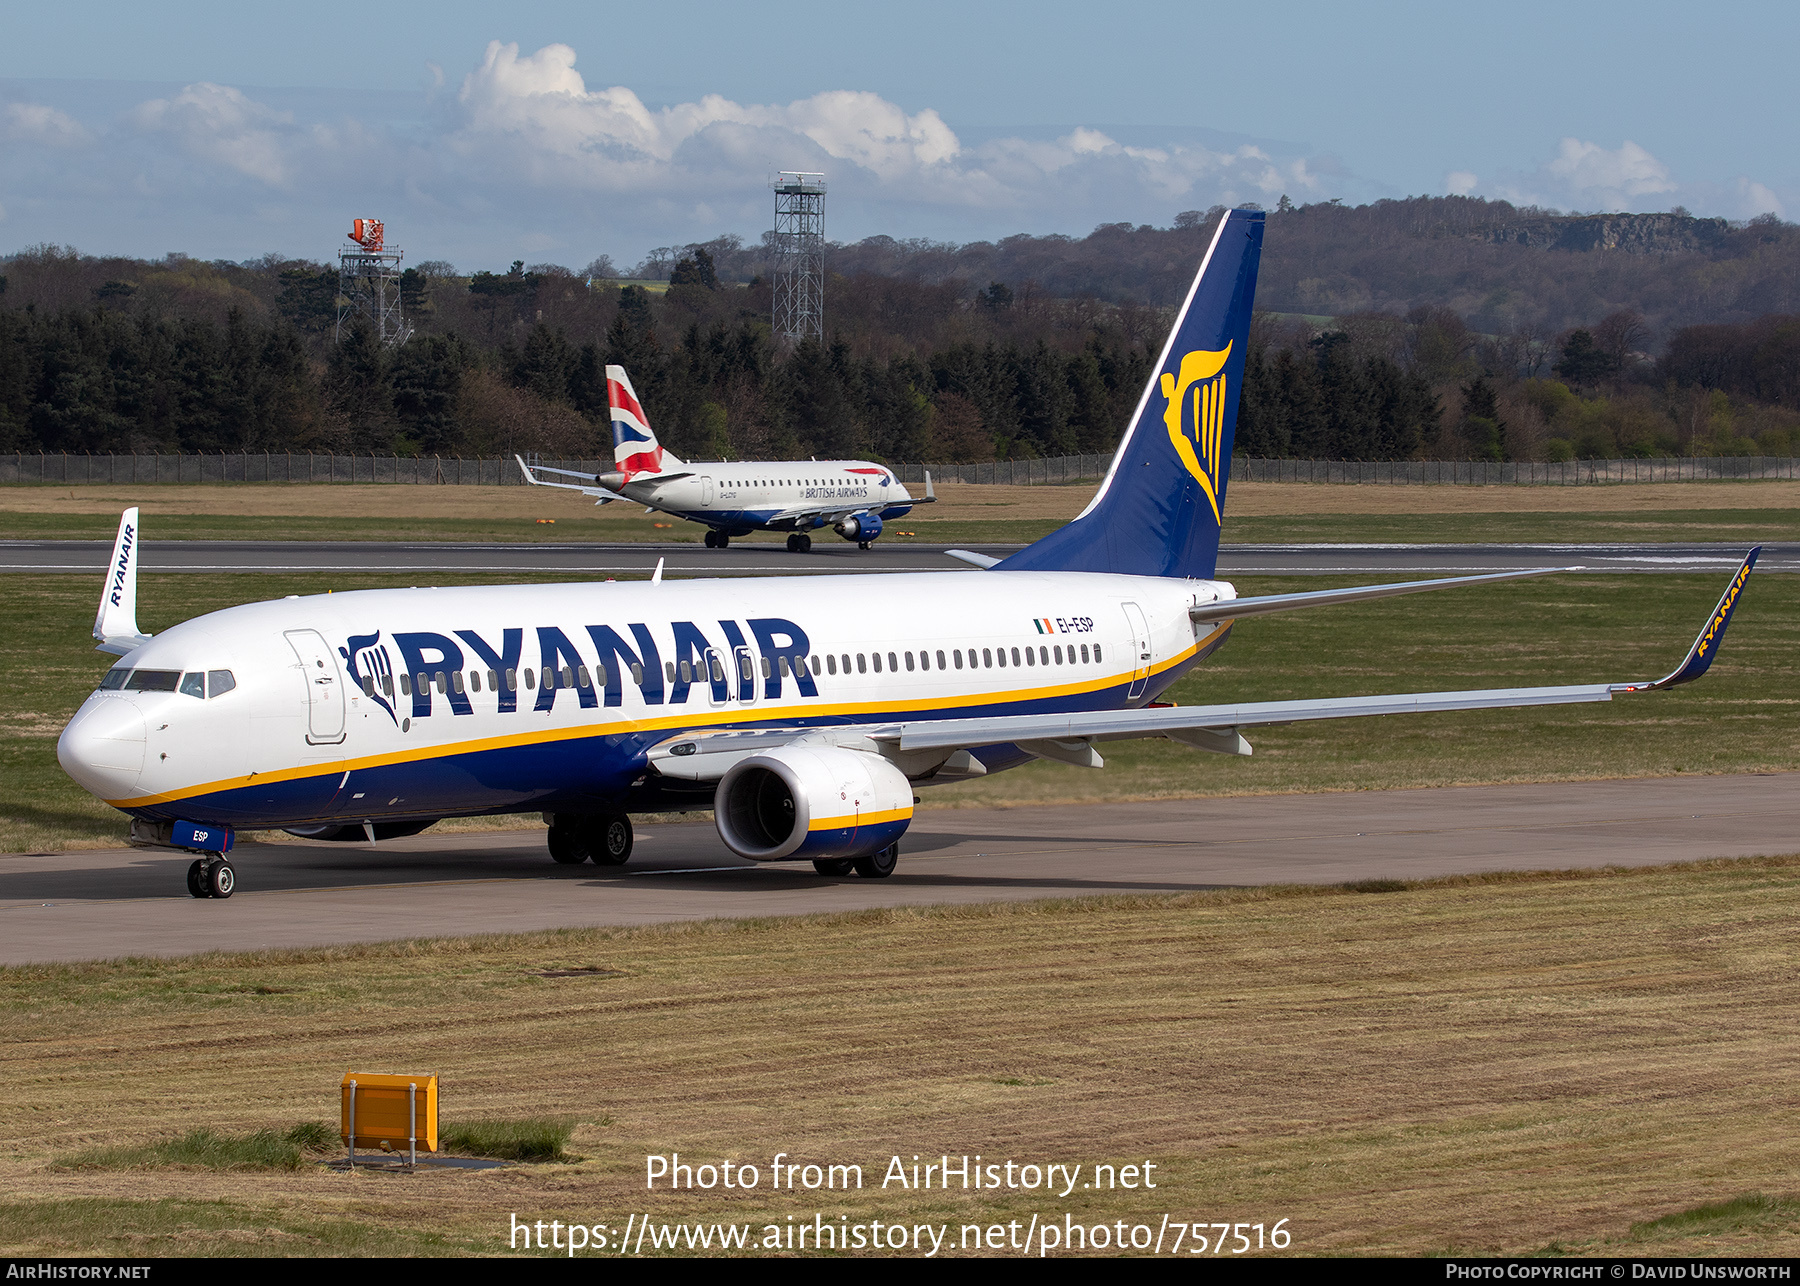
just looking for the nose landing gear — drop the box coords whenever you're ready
[186,857,236,899]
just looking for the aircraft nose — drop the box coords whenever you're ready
[58,697,146,801]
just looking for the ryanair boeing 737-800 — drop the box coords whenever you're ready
[57,210,1758,899]
[516,367,931,552]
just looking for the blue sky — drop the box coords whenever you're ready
[1,1,1792,270]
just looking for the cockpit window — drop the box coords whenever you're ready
[99,668,236,697]
[124,670,181,693]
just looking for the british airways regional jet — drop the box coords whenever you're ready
[57,210,1758,899]
[516,368,931,552]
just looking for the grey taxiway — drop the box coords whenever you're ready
[3,774,1793,965]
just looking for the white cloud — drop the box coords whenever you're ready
[1737,177,1784,219]
[437,41,1333,215]
[2,102,91,147]
[447,42,965,192]
[129,83,300,186]
[1544,137,1674,206]
[4,44,1598,263]
[1452,137,1786,221]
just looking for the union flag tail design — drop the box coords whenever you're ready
[607,365,668,478]
[997,208,1264,579]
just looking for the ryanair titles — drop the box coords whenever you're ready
[341,617,816,723]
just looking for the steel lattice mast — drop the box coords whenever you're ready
[336,218,414,347]
[771,172,825,345]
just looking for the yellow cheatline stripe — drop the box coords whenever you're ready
[808,806,913,831]
[108,628,1227,810]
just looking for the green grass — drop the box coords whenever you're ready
[1629,1194,1800,1241]
[5,568,1796,850]
[1529,1193,1800,1255]
[439,1117,577,1162]
[928,566,1800,805]
[1224,507,1800,545]
[52,1117,572,1169]
[5,506,1800,546]
[56,1123,334,1171]
[0,1197,489,1256]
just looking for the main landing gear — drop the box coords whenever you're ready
[547,814,634,866]
[786,533,813,553]
[186,856,236,899]
[703,530,732,549]
[812,842,899,879]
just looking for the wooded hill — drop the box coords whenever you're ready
[1,196,1797,464]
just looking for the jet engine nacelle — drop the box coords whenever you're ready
[836,513,882,542]
[715,746,912,861]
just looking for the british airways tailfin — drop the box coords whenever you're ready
[606,365,684,477]
[997,208,1264,579]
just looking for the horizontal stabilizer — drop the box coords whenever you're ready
[944,549,1000,569]
[515,454,625,502]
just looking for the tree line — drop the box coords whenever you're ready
[0,258,1155,463]
[4,222,1800,465]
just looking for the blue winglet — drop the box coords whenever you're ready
[1615,547,1759,692]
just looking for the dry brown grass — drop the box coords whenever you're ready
[11,478,1800,523]
[4,860,1799,1257]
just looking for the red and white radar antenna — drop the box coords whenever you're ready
[349,219,385,252]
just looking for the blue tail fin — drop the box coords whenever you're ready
[997,208,1264,579]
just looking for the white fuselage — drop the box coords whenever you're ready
[58,570,1234,830]
[622,460,913,533]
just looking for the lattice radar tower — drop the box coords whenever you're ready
[771,173,826,345]
[336,218,414,347]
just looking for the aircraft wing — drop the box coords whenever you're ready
[1189,566,1576,621]
[648,549,1758,780]
[768,502,877,525]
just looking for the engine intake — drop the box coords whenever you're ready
[715,746,912,861]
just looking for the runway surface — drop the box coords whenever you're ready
[3,773,1793,964]
[0,539,1789,576]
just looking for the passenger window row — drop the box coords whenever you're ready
[809,643,1101,676]
[366,641,1107,709]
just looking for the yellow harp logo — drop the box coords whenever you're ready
[1160,341,1232,523]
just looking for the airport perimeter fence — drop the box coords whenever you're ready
[6,450,1800,487]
